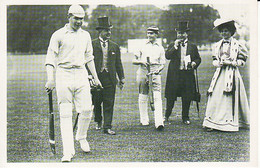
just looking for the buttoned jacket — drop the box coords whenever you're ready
[92,38,125,85]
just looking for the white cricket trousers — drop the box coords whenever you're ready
[56,67,92,157]
[138,91,164,128]
[137,67,164,128]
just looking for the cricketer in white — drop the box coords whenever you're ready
[133,26,165,131]
[44,4,102,162]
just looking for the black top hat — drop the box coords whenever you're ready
[96,16,113,30]
[175,21,190,32]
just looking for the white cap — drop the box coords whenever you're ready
[68,4,85,18]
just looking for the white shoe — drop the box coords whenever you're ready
[79,139,90,153]
[61,153,74,162]
[140,123,149,126]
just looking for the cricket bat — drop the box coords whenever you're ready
[48,91,56,154]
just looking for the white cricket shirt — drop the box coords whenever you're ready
[45,24,94,68]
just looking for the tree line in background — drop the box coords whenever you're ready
[8,4,222,53]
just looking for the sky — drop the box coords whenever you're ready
[212,4,249,25]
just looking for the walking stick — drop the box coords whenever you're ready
[48,91,56,154]
[194,69,201,119]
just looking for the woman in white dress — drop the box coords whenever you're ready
[202,18,250,132]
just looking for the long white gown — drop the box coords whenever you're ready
[202,38,250,131]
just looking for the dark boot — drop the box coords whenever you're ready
[165,98,175,120]
[182,97,191,124]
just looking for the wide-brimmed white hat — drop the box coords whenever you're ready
[68,4,85,18]
[213,18,235,29]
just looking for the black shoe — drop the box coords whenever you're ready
[95,122,102,130]
[104,129,116,135]
[164,117,171,125]
[156,125,164,131]
[183,120,190,125]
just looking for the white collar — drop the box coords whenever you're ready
[222,37,232,44]
[99,37,108,43]
[64,23,82,33]
[146,39,159,45]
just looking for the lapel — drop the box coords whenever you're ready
[94,40,103,64]
[108,40,117,62]
[95,39,102,52]
[107,40,111,63]
[186,41,190,56]
[108,40,114,53]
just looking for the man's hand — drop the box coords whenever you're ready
[191,62,196,69]
[118,78,125,90]
[45,79,55,93]
[94,78,103,89]
[45,65,55,93]
[187,62,197,70]
[174,39,183,47]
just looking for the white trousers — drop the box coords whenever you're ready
[138,91,164,128]
[139,94,149,125]
[56,67,92,156]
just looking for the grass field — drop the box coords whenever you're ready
[7,50,250,163]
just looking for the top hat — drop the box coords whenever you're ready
[175,21,190,32]
[68,4,85,18]
[213,18,235,29]
[96,16,113,30]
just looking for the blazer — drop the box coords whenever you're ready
[92,38,125,86]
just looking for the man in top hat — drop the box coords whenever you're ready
[91,16,125,135]
[164,21,201,125]
[132,26,165,131]
[45,4,102,162]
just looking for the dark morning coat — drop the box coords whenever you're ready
[91,38,125,85]
[165,41,201,101]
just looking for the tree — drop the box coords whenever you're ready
[159,4,220,46]
[7,5,89,53]
[86,4,163,47]
[124,5,162,38]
